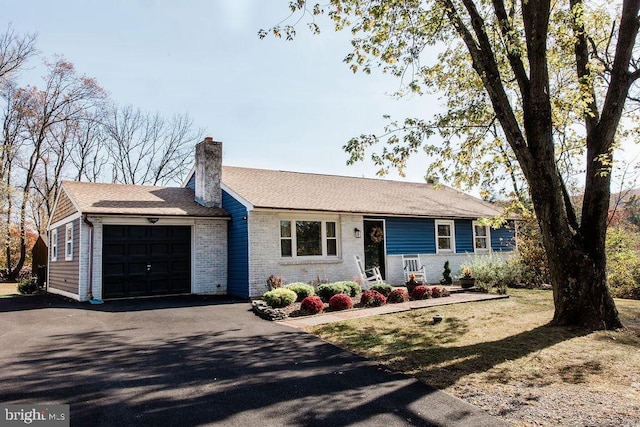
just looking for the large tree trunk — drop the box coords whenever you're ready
[527,160,622,330]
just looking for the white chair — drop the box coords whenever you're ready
[354,255,383,289]
[402,254,427,283]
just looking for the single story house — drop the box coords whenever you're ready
[47,138,515,301]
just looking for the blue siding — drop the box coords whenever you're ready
[222,190,249,298]
[384,217,515,255]
[491,220,516,252]
[455,220,474,253]
[185,173,195,190]
[385,217,435,255]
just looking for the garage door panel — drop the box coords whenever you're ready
[172,243,189,254]
[151,262,169,274]
[150,244,169,256]
[127,279,148,296]
[127,243,148,258]
[102,225,191,299]
[103,225,126,239]
[103,243,125,259]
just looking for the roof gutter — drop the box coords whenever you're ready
[82,214,103,304]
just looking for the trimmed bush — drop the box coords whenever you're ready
[360,290,386,307]
[369,282,393,297]
[387,288,409,304]
[329,293,353,311]
[317,282,351,301]
[300,296,324,315]
[284,282,315,301]
[430,286,450,298]
[262,288,297,308]
[17,277,39,295]
[333,281,362,297]
[412,285,432,300]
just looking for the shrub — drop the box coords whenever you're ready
[369,282,393,297]
[331,281,362,297]
[17,277,39,295]
[405,275,421,294]
[387,288,409,304]
[360,290,386,307]
[266,274,285,290]
[607,227,640,299]
[300,296,324,315]
[317,282,351,301]
[440,261,453,285]
[515,214,550,286]
[430,286,450,298]
[284,282,315,301]
[462,254,524,288]
[329,293,353,311]
[262,288,297,308]
[411,285,431,300]
[476,281,491,293]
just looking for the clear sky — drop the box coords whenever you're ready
[1,0,438,184]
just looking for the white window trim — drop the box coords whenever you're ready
[472,221,491,253]
[435,220,455,253]
[65,223,73,261]
[280,218,340,259]
[50,229,58,262]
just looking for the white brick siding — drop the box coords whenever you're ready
[247,211,365,297]
[192,219,227,294]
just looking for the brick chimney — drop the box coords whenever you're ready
[194,137,222,208]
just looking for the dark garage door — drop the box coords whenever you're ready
[102,225,191,299]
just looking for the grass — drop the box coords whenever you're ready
[309,289,640,425]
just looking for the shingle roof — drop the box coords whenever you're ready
[61,181,229,217]
[221,166,503,218]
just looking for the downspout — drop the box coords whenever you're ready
[82,214,102,304]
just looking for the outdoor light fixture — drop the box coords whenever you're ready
[147,217,159,224]
[354,228,361,238]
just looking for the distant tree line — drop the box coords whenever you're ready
[0,26,203,281]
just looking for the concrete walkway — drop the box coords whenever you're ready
[280,291,509,328]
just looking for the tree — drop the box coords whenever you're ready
[2,58,105,281]
[0,27,36,279]
[103,104,203,186]
[263,0,640,329]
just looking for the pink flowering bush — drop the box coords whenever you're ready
[329,293,354,311]
[387,288,409,304]
[411,285,432,300]
[360,290,387,307]
[300,296,324,315]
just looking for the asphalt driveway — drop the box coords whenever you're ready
[0,294,506,426]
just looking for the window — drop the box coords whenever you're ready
[473,221,490,252]
[65,223,74,261]
[50,229,58,261]
[435,220,455,253]
[280,219,339,258]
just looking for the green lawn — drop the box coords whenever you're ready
[309,289,640,425]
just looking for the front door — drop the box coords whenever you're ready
[363,219,386,279]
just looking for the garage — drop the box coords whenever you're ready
[102,225,191,299]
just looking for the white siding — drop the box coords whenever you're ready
[192,218,227,294]
[247,211,364,297]
[386,252,513,285]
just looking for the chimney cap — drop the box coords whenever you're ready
[204,136,214,142]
